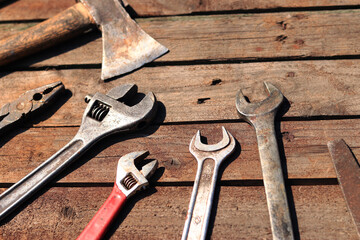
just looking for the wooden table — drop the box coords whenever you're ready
[0,0,359,239]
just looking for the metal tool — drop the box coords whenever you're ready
[77,151,158,240]
[327,139,360,237]
[0,0,168,80]
[0,83,157,221]
[0,81,64,135]
[235,82,294,240]
[182,127,236,240]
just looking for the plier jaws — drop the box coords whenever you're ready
[116,150,158,198]
[0,81,64,133]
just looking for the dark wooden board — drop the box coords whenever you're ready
[0,60,360,126]
[0,185,357,239]
[0,1,358,239]
[1,0,359,21]
[3,118,360,183]
[1,10,360,66]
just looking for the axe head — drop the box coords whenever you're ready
[81,0,168,80]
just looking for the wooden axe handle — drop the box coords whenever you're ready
[0,3,95,66]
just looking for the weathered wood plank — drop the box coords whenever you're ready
[1,10,360,66]
[127,0,360,16]
[0,0,359,21]
[0,60,360,125]
[2,118,360,183]
[0,185,357,239]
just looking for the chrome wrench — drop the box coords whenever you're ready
[236,82,294,240]
[0,84,157,221]
[182,127,236,240]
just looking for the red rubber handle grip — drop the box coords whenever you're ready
[77,184,127,240]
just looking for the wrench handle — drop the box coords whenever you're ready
[254,118,294,240]
[0,137,87,221]
[182,158,218,240]
[77,184,127,240]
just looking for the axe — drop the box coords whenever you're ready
[0,0,168,80]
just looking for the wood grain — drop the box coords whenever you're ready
[2,119,360,183]
[0,0,359,20]
[0,185,357,239]
[126,0,360,16]
[0,1,357,239]
[0,60,360,125]
[1,10,360,66]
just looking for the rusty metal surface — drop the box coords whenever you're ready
[327,139,360,238]
[236,82,294,240]
[81,0,168,80]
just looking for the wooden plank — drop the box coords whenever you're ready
[3,118,360,183]
[1,0,359,21]
[1,9,360,66]
[1,60,360,125]
[0,185,357,239]
[127,0,360,16]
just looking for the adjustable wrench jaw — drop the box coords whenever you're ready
[115,151,158,198]
[75,84,157,143]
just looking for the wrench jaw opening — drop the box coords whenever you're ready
[75,84,157,144]
[115,151,158,198]
[190,127,236,163]
[235,82,284,127]
[235,82,295,239]
[182,127,236,240]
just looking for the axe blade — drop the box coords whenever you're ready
[81,0,168,80]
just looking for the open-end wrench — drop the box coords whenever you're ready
[182,127,236,240]
[0,84,157,221]
[235,82,294,240]
[77,151,158,240]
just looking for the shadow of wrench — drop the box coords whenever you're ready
[236,82,294,240]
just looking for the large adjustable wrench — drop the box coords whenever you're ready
[182,127,236,240]
[0,84,157,221]
[236,82,294,240]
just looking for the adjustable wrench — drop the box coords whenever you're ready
[235,82,294,240]
[182,127,236,240]
[0,84,157,221]
[77,151,158,240]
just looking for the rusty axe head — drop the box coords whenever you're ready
[80,0,168,80]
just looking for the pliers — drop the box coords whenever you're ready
[0,81,64,134]
[77,151,158,240]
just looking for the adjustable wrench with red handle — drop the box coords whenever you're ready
[77,151,158,240]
